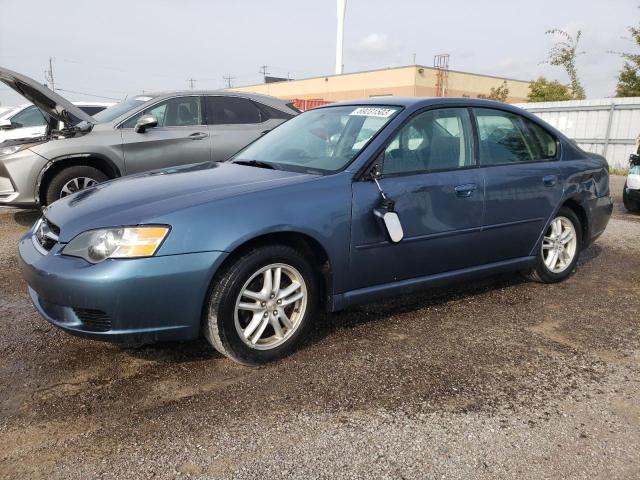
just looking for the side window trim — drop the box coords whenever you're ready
[472,106,560,167]
[116,95,204,129]
[378,106,477,178]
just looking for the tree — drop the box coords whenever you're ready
[545,29,586,99]
[478,81,509,102]
[527,76,573,102]
[615,17,640,97]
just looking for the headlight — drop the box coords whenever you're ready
[62,226,170,263]
[0,142,41,158]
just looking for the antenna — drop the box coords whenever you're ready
[335,0,347,74]
[223,75,236,88]
[187,78,196,89]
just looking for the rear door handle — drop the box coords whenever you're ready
[188,132,209,140]
[454,183,477,198]
[543,174,558,187]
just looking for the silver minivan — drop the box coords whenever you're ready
[0,67,298,207]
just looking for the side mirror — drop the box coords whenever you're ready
[374,208,404,243]
[367,153,384,181]
[134,114,158,133]
[0,118,14,129]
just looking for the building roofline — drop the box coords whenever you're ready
[229,64,532,90]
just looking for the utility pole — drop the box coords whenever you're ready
[259,65,270,80]
[335,0,347,74]
[44,57,55,91]
[222,75,236,88]
[187,78,196,89]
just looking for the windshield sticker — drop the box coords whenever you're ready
[350,107,396,118]
[134,96,152,102]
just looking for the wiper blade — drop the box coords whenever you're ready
[233,159,277,170]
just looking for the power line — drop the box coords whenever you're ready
[54,88,121,101]
[259,65,270,77]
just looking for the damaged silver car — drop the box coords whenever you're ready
[0,67,298,207]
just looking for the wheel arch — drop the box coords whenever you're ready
[560,196,589,248]
[36,154,121,205]
[213,230,334,312]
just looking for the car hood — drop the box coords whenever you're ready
[0,66,95,126]
[45,162,317,242]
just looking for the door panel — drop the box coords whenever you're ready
[121,96,211,174]
[350,170,485,289]
[473,107,563,263]
[209,120,280,162]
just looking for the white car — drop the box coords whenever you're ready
[624,154,640,213]
[0,102,114,144]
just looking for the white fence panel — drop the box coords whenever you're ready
[515,98,640,169]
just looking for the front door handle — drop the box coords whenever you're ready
[261,129,272,135]
[454,183,477,198]
[188,132,209,140]
[543,174,558,187]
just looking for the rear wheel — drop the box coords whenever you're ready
[524,207,581,283]
[623,182,640,213]
[44,166,108,205]
[203,245,319,365]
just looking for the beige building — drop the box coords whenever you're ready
[229,65,531,104]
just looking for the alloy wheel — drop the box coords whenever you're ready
[60,177,98,198]
[541,216,577,274]
[233,263,307,350]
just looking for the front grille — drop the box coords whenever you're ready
[74,308,112,332]
[33,217,60,254]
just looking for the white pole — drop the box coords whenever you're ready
[336,0,347,74]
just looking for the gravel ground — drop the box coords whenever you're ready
[0,176,638,479]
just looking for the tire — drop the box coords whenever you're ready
[623,182,640,213]
[524,207,582,284]
[203,244,319,366]
[44,166,108,205]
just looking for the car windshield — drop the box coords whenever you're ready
[92,96,153,123]
[233,105,402,173]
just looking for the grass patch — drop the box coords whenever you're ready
[609,166,628,176]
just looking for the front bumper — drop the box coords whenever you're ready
[19,232,227,343]
[0,147,47,206]
[625,185,640,202]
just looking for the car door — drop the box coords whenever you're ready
[204,96,282,162]
[120,95,211,174]
[350,107,485,289]
[474,107,563,263]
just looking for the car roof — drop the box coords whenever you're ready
[325,96,529,111]
[141,90,292,106]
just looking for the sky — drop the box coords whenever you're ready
[0,0,637,106]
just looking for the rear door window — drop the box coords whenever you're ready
[474,108,557,165]
[205,96,264,125]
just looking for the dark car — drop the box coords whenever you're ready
[19,98,613,365]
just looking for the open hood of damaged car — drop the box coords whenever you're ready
[0,66,95,127]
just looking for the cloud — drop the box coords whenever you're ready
[354,33,393,54]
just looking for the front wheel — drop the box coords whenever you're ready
[203,245,319,365]
[44,166,108,205]
[524,207,582,283]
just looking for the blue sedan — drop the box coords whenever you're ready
[19,98,613,365]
